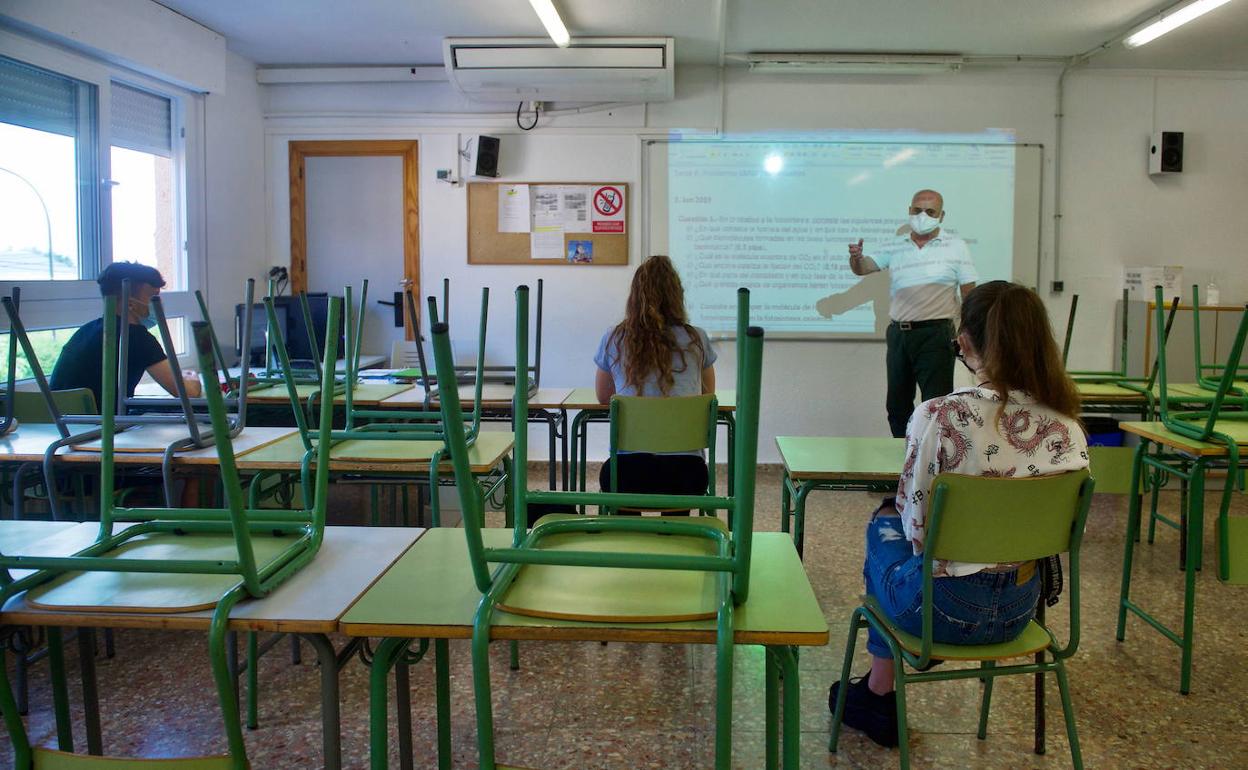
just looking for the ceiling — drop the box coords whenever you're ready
[157,0,1248,71]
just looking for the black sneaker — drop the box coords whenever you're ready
[828,676,899,748]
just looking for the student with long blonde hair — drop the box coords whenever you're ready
[593,255,716,511]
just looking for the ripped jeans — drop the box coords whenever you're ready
[863,510,1040,658]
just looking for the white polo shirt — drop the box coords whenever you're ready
[872,231,978,323]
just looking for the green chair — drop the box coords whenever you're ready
[604,393,718,515]
[400,284,763,770]
[1190,284,1248,397]
[830,470,1095,769]
[1116,287,1248,693]
[0,296,339,769]
[5,389,97,521]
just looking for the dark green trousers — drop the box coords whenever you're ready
[885,320,955,438]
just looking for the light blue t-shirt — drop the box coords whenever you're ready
[594,324,717,397]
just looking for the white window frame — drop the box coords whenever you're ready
[0,29,204,353]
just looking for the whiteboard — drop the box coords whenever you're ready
[644,137,1043,340]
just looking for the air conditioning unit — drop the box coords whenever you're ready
[443,37,674,103]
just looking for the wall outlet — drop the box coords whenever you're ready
[1050,280,1064,293]
[436,168,459,185]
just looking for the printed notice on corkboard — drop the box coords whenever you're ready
[467,181,629,265]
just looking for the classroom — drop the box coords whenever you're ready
[0,1,1246,768]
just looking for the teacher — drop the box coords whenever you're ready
[849,189,977,437]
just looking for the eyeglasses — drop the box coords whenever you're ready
[949,338,964,359]
[909,206,941,217]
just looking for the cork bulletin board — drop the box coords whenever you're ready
[467,181,630,265]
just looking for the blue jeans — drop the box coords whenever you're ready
[863,514,1040,658]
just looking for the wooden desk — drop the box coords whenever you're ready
[378,385,571,491]
[0,522,99,582]
[60,426,298,464]
[233,430,513,474]
[1,526,424,769]
[1116,418,1248,693]
[339,527,827,770]
[246,381,411,406]
[776,436,905,558]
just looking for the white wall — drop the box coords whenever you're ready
[259,63,1248,462]
[203,51,268,344]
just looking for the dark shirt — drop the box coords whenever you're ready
[49,317,166,409]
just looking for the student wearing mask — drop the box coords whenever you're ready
[50,262,202,408]
[847,189,977,438]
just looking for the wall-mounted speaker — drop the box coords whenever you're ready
[467,135,500,177]
[1149,131,1183,175]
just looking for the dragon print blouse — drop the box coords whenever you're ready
[896,386,1089,577]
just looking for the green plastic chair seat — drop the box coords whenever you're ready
[10,389,97,422]
[497,514,727,623]
[34,748,241,768]
[25,532,297,613]
[863,595,1051,660]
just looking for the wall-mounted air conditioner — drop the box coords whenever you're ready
[443,37,674,103]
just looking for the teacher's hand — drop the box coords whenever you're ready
[848,238,864,263]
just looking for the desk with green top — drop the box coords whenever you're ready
[564,388,737,498]
[1075,380,1246,420]
[1,525,424,769]
[777,436,906,558]
[1116,419,1248,693]
[339,527,828,770]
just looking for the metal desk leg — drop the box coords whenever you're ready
[368,637,409,770]
[299,633,344,770]
[793,482,813,560]
[559,408,570,491]
[395,657,413,770]
[435,638,451,770]
[542,409,557,490]
[47,626,73,751]
[764,648,779,770]
[1179,459,1206,695]
[77,627,102,755]
[775,645,800,770]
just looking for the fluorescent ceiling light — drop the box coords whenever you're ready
[1123,0,1234,48]
[743,53,963,75]
[527,0,570,48]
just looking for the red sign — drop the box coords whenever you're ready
[592,220,625,233]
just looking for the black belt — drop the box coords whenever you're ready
[889,318,951,331]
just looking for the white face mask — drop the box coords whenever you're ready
[909,212,941,235]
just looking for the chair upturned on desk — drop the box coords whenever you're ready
[1,525,424,770]
[339,527,828,770]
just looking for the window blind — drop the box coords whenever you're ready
[110,81,171,157]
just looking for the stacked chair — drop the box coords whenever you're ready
[1,280,257,514]
[429,285,763,770]
[0,295,339,768]
[1117,285,1248,693]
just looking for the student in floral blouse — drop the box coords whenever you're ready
[830,281,1088,748]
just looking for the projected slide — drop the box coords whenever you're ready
[665,135,1022,337]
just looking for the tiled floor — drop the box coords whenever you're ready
[3,464,1248,768]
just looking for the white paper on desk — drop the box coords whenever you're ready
[498,184,531,233]
[530,225,565,260]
